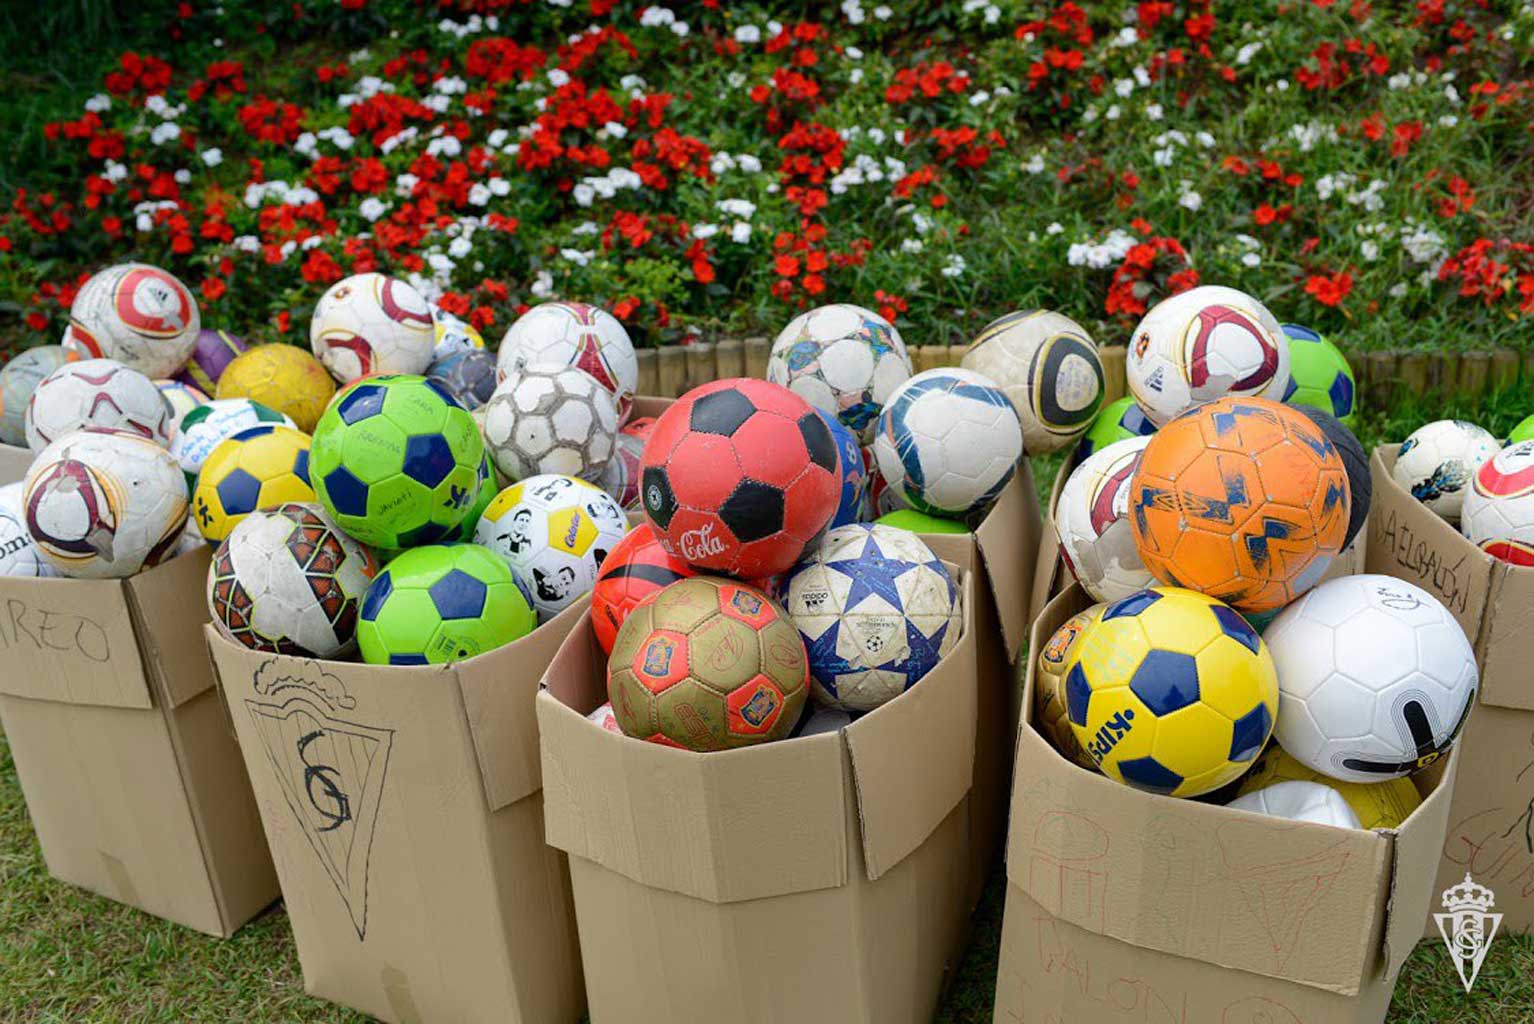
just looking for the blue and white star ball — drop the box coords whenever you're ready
[783,523,962,711]
[815,407,868,528]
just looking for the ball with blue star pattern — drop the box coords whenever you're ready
[815,407,868,528]
[783,523,962,711]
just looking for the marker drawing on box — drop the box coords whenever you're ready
[1220,996,1303,1024]
[1022,911,1190,1024]
[1026,810,1109,933]
[1375,508,1469,615]
[1215,822,1352,973]
[0,598,111,662]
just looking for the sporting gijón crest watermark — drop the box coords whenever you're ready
[1435,873,1501,993]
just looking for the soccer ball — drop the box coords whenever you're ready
[25,358,170,451]
[64,263,200,378]
[590,522,696,653]
[171,398,294,485]
[1130,396,1348,614]
[0,482,56,577]
[215,344,336,433]
[0,346,76,446]
[960,309,1105,455]
[1227,781,1361,829]
[1461,440,1534,565]
[596,430,645,509]
[875,509,969,534]
[767,303,913,442]
[873,367,1024,517]
[174,328,246,393]
[357,543,537,665]
[310,273,435,383]
[155,379,210,434]
[586,702,623,733]
[23,427,188,578]
[782,524,961,711]
[607,577,809,750]
[1235,744,1421,830]
[428,349,498,410]
[207,502,379,657]
[1063,587,1278,797]
[311,375,484,549]
[431,308,486,361]
[1281,324,1357,428]
[1033,605,1103,771]
[641,378,840,579]
[458,451,497,541]
[473,473,629,621]
[481,365,618,483]
[191,425,315,544]
[497,302,638,420]
[1056,436,1155,603]
[816,407,868,528]
[1076,396,1156,461]
[1297,406,1370,550]
[1265,574,1476,783]
[1511,415,1534,445]
[1126,285,1290,427]
[1392,419,1499,522]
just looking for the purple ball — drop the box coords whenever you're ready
[174,328,247,393]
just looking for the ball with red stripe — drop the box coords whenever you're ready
[640,378,840,579]
[591,523,696,653]
[1462,440,1534,565]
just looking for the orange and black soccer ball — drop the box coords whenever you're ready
[1128,396,1348,614]
[591,523,696,654]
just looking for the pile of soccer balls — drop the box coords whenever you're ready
[1035,285,1477,831]
[1391,417,1534,565]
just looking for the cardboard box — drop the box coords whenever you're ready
[996,584,1457,1024]
[538,563,980,1024]
[204,600,588,1024]
[0,548,277,936]
[1365,445,1534,933]
[0,442,31,484]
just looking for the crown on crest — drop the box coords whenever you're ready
[1442,873,1495,914]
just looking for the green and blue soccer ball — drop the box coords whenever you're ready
[1281,324,1357,428]
[1076,396,1156,460]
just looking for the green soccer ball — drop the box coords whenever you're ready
[1076,396,1156,460]
[310,375,485,549]
[357,543,537,665]
[1508,415,1534,445]
[875,509,970,534]
[1281,324,1357,428]
[458,451,497,540]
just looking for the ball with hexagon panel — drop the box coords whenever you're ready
[175,328,247,393]
[25,358,170,451]
[590,522,696,654]
[215,343,336,433]
[191,424,315,543]
[1033,604,1104,771]
[1281,324,1357,428]
[481,364,618,483]
[1234,744,1421,830]
[428,348,499,410]
[1076,396,1157,461]
[63,263,201,378]
[767,303,913,443]
[960,308,1105,454]
[310,273,436,384]
[171,397,294,487]
[0,346,77,446]
[497,302,638,421]
[1227,780,1361,829]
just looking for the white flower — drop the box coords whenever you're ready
[435,76,467,95]
[573,183,596,207]
[843,0,866,23]
[1361,240,1380,262]
[901,238,924,253]
[448,236,473,259]
[1067,229,1138,268]
[1023,154,1045,174]
[1401,221,1447,264]
[173,168,191,184]
[531,270,555,298]
[1388,72,1412,90]
[104,161,128,182]
[487,128,510,148]
[1133,66,1151,87]
[1389,282,1409,298]
[426,135,462,158]
[422,94,452,114]
[845,46,863,60]
[1114,78,1135,98]
[692,223,719,240]
[1179,189,1203,211]
[150,122,181,145]
[1439,114,1458,128]
[394,172,419,197]
[293,133,319,159]
[1241,252,1262,268]
[941,254,966,278]
[734,25,761,44]
[1046,222,1064,235]
[1195,131,1215,148]
[301,235,324,250]
[233,235,260,253]
[201,148,224,167]
[602,120,627,139]
[1112,26,1138,47]
[730,222,751,244]
[427,252,455,274]
[468,183,491,206]
[874,5,892,19]
[488,177,510,197]
[717,198,756,218]
[671,20,689,36]
[1236,42,1262,66]
[561,248,594,266]
[969,91,990,106]
[849,68,864,84]
[548,68,570,88]
[84,93,111,113]
[358,198,389,222]
[1145,102,1163,121]
[380,127,418,155]
[737,154,763,173]
[639,6,674,27]
[1153,147,1175,167]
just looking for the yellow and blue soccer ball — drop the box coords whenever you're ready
[1063,586,1278,798]
[191,424,315,543]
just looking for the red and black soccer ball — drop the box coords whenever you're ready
[591,523,696,654]
[640,378,840,579]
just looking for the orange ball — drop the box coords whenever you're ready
[1128,396,1348,613]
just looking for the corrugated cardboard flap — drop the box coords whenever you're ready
[126,549,218,709]
[456,596,589,813]
[0,442,31,485]
[1028,452,1077,621]
[974,464,1041,664]
[0,574,150,709]
[1379,747,1458,980]
[843,562,978,880]
[539,616,850,904]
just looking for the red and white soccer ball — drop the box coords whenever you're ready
[24,358,170,451]
[63,263,201,378]
[496,302,638,422]
[309,273,436,383]
[1055,435,1155,602]
[1462,440,1534,565]
[1126,285,1291,426]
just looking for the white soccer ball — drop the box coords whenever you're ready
[474,473,629,621]
[795,706,852,737]
[496,302,638,421]
[430,307,486,360]
[784,524,962,711]
[0,482,57,578]
[25,358,170,451]
[170,398,296,482]
[597,430,645,510]
[1227,780,1362,829]
[23,427,188,578]
[960,309,1104,454]
[767,303,913,443]
[481,364,618,483]
[63,263,200,378]
[586,701,623,733]
[1056,436,1155,602]
[154,379,210,436]
[309,272,435,383]
[1392,419,1500,522]
[872,367,1023,516]
[0,346,75,446]
[1266,574,1477,783]
[1126,285,1290,426]
[1462,440,1534,564]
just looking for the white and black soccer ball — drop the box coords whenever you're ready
[481,364,618,483]
[872,367,1023,517]
[309,272,435,383]
[1126,285,1290,427]
[0,482,57,578]
[1266,574,1476,783]
[1392,419,1500,522]
[1227,780,1361,829]
[784,523,962,711]
[64,263,200,378]
[1055,436,1155,602]
[23,427,188,578]
[961,309,1104,455]
[1461,440,1534,565]
[25,358,170,451]
[767,303,913,443]
[496,302,638,421]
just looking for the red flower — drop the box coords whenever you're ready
[612,296,641,320]
[1304,270,1354,307]
[774,254,801,277]
[200,277,227,302]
